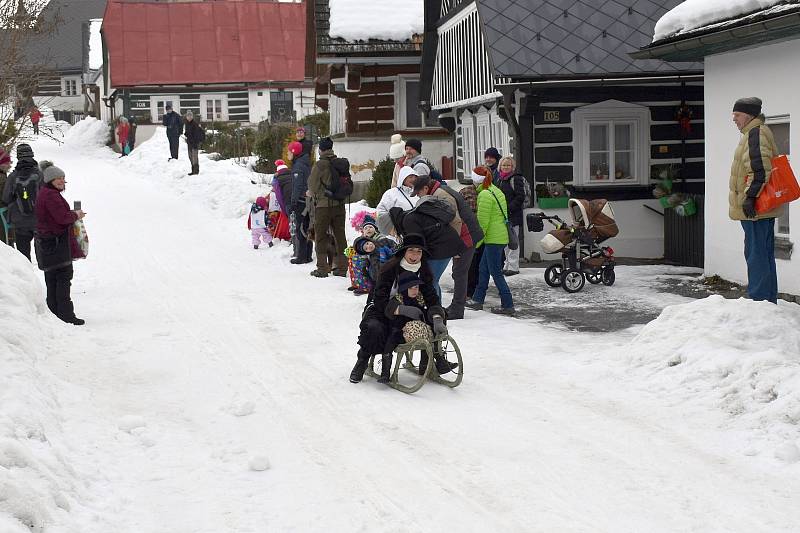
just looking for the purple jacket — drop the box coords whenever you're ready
[35,184,81,261]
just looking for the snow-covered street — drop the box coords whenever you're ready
[2,125,800,532]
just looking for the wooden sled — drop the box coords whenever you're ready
[365,335,464,394]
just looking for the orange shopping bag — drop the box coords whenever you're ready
[756,155,800,213]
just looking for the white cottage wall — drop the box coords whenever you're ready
[705,38,800,295]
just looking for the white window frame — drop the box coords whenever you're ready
[461,110,476,171]
[62,77,79,97]
[200,94,228,122]
[150,95,180,123]
[489,107,511,157]
[329,93,346,135]
[574,100,650,187]
[476,109,491,159]
[396,74,436,130]
[766,114,791,238]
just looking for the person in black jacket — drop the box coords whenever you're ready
[288,141,313,264]
[162,104,183,160]
[388,198,466,262]
[183,111,204,175]
[2,144,42,260]
[497,156,526,275]
[349,234,452,384]
[295,127,313,159]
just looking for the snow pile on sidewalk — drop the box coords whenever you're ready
[653,0,795,41]
[64,117,109,150]
[0,245,84,532]
[625,295,800,462]
[329,0,423,42]
[118,127,265,218]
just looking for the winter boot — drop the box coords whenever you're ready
[349,351,370,383]
[434,353,459,375]
[490,307,516,316]
[445,306,464,320]
[254,245,259,249]
[418,351,429,376]
[377,354,392,383]
[268,242,274,248]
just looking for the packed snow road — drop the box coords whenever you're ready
[4,128,800,532]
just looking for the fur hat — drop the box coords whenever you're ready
[288,141,303,156]
[353,236,374,255]
[319,137,333,151]
[40,161,65,183]
[0,148,10,166]
[275,159,288,172]
[398,271,422,292]
[16,143,33,160]
[733,97,762,117]
[405,138,422,154]
[484,147,501,161]
[389,133,405,160]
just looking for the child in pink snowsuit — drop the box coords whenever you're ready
[248,196,274,249]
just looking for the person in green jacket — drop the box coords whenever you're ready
[466,166,515,315]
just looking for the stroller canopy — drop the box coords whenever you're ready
[568,198,619,242]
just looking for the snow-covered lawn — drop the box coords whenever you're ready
[2,122,800,532]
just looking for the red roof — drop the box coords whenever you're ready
[103,0,307,87]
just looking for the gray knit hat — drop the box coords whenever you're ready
[40,161,65,183]
[733,97,762,117]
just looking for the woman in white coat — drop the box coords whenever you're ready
[376,166,420,236]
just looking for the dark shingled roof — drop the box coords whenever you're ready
[26,0,108,71]
[476,0,703,80]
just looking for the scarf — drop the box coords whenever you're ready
[499,170,512,180]
[400,258,421,272]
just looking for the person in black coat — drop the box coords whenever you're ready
[184,111,204,175]
[296,127,313,158]
[496,156,526,275]
[162,104,183,160]
[388,198,466,261]
[350,234,451,384]
[2,144,42,260]
[288,141,313,263]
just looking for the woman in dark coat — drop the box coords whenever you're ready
[496,156,526,275]
[34,162,86,325]
[349,233,451,384]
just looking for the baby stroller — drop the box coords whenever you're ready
[526,198,619,293]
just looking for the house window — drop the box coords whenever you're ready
[768,118,790,236]
[489,110,510,157]
[574,100,650,186]
[329,94,346,135]
[397,76,439,130]
[270,90,294,123]
[151,96,179,123]
[461,111,476,171]
[62,78,78,96]
[476,111,491,158]
[201,95,227,121]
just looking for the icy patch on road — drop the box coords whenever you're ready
[0,245,86,531]
[624,295,800,461]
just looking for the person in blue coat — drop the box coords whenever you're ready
[162,104,183,160]
[288,140,313,264]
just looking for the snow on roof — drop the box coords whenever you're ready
[653,0,799,41]
[89,19,103,70]
[328,0,423,42]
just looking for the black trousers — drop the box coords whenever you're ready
[14,229,34,261]
[357,308,390,357]
[293,206,313,262]
[467,244,484,299]
[45,264,75,321]
[168,134,180,159]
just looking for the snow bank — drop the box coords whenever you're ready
[63,117,109,149]
[329,0,423,42]
[653,0,792,41]
[0,245,85,531]
[624,295,800,461]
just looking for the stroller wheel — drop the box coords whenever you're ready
[544,264,563,287]
[586,271,602,284]
[562,269,585,293]
[601,268,616,286]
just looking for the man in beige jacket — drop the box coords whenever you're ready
[730,96,779,303]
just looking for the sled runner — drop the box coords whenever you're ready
[365,335,463,394]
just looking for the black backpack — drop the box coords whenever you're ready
[15,172,39,215]
[324,157,353,201]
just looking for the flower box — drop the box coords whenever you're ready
[538,197,569,209]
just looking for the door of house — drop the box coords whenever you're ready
[270,90,294,123]
[151,96,179,123]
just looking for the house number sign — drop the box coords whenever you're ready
[543,110,560,122]
[134,101,148,108]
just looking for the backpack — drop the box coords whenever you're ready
[15,173,39,215]
[197,125,206,144]
[325,157,353,201]
[414,157,443,182]
[514,174,533,208]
